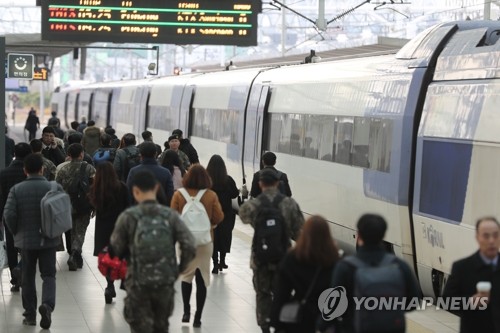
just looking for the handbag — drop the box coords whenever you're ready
[279,267,321,324]
[97,246,127,280]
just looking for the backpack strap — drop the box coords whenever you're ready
[178,188,190,202]
[194,189,207,202]
[178,188,206,203]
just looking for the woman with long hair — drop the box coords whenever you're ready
[88,162,129,304]
[171,164,224,328]
[206,154,239,273]
[160,149,186,190]
[271,215,340,333]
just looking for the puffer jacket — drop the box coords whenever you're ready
[3,176,61,249]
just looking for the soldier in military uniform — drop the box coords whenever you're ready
[239,169,304,333]
[110,170,196,333]
[56,143,96,270]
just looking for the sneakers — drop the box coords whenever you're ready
[22,317,36,326]
[38,304,52,329]
[67,253,77,271]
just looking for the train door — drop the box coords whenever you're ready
[133,86,150,141]
[242,84,270,185]
[179,85,195,134]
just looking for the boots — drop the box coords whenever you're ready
[104,278,116,304]
[219,252,228,270]
[212,251,219,274]
[67,251,77,271]
[181,282,192,323]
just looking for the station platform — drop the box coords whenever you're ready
[1,123,460,333]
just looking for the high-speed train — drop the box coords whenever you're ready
[51,21,500,297]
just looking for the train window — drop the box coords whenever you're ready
[191,108,239,144]
[352,118,370,168]
[148,105,176,131]
[305,115,335,161]
[335,117,354,165]
[368,118,392,172]
[93,91,110,128]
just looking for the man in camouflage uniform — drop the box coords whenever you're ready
[29,139,56,181]
[56,143,96,271]
[239,169,304,333]
[111,170,196,333]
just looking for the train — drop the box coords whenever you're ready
[50,20,500,297]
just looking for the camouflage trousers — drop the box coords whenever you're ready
[71,213,91,254]
[252,264,278,328]
[124,284,175,333]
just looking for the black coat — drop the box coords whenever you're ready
[179,138,199,164]
[271,252,336,333]
[443,251,500,333]
[93,182,129,256]
[250,166,292,198]
[0,159,27,219]
[212,175,239,253]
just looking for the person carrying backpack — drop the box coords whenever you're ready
[113,133,140,181]
[56,143,96,271]
[239,168,304,333]
[111,170,196,333]
[250,151,292,198]
[170,165,224,328]
[330,214,420,333]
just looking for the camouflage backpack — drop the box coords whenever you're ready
[128,204,178,289]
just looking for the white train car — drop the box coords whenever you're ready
[49,20,500,297]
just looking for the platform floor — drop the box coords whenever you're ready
[0,217,459,333]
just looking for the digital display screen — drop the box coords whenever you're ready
[41,0,259,46]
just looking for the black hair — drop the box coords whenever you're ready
[131,170,158,192]
[262,151,277,166]
[357,214,387,246]
[122,133,136,146]
[142,130,152,140]
[476,216,500,232]
[206,154,228,190]
[71,121,79,130]
[87,120,95,126]
[42,126,55,134]
[23,153,43,174]
[139,141,157,158]
[67,143,84,158]
[100,133,111,146]
[29,139,43,153]
[14,143,32,159]
[68,132,83,145]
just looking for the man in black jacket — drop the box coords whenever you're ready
[40,126,65,166]
[330,214,420,333]
[250,151,292,198]
[172,129,199,164]
[443,217,500,333]
[0,143,31,291]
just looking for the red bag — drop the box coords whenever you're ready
[97,246,127,280]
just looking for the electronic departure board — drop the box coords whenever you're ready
[41,0,259,46]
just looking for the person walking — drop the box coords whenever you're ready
[206,154,239,273]
[160,149,186,190]
[443,216,500,333]
[3,154,60,329]
[271,215,340,333]
[239,168,304,333]
[0,143,31,292]
[88,162,129,304]
[250,151,292,198]
[24,108,40,141]
[110,170,196,333]
[170,165,224,328]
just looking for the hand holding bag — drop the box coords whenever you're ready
[279,267,321,324]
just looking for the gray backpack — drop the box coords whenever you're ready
[40,181,73,238]
[345,254,406,333]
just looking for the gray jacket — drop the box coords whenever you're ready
[3,175,61,249]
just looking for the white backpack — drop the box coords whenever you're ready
[178,188,212,246]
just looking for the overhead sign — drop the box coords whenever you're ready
[7,53,34,79]
[33,67,50,81]
[41,0,259,46]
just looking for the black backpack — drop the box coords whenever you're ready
[344,254,406,333]
[67,162,92,215]
[122,148,141,181]
[252,194,288,265]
